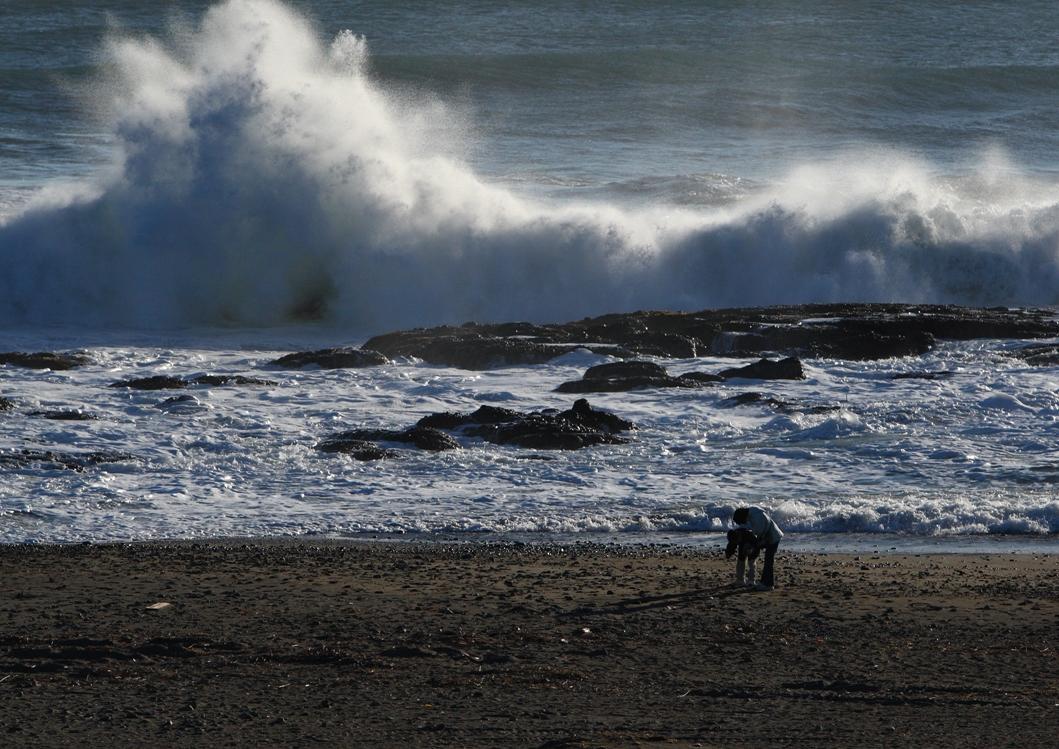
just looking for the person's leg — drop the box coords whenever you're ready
[746,550,756,586]
[760,542,779,588]
[735,551,746,584]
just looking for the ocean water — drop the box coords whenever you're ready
[0,0,1057,543]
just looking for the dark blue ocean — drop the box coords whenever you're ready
[4,1,1059,211]
[0,1,1057,544]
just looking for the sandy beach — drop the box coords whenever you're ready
[0,540,1056,747]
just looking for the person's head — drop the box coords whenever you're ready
[732,507,749,525]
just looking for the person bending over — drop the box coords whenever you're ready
[731,506,783,591]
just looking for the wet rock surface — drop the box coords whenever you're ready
[0,352,92,370]
[314,438,400,461]
[555,357,798,393]
[717,357,805,380]
[110,374,276,390]
[430,398,634,450]
[189,375,277,387]
[362,304,1059,369]
[319,400,634,458]
[1009,343,1059,366]
[556,359,720,393]
[271,347,389,369]
[891,370,956,380]
[27,410,97,421]
[720,391,840,415]
[0,449,133,471]
[319,426,460,453]
[0,397,14,412]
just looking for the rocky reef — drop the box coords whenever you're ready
[359,304,1058,370]
[317,399,634,459]
[0,352,91,370]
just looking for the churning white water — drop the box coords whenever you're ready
[1,0,1058,331]
[1,1,1057,545]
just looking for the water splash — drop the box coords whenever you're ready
[1,0,1057,331]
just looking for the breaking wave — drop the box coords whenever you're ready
[1,0,1058,331]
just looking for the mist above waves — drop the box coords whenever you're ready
[1,0,1057,331]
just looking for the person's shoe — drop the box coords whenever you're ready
[753,583,774,591]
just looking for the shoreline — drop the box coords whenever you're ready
[7,531,1059,555]
[2,540,1057,747]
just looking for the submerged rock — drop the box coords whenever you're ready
[0,352,92,370]
[583,361,668,380]
[0,449,133,471]
[418,398,634,450]
[1009,343,1059,367]
[720,391,839,415]
[111,375,188,390]
[111,374,276,390]
[28,410,97,421]
[556,360,722,393]
[361,304,1059,370]
[157,394,209,414]
[271,347,389,369]
[190,374,277,387]
[314,438,400,461]
[717,357,805,380]
[321,426,460,452]
[890,371,956,380]
[0,397,14,412]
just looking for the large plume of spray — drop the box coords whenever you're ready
[1,0,1057,331]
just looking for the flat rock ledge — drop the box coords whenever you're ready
[0,449,133,472]
[0,352,92,370]
[1010,343,1059,367]
[110,375,277,390]
[271,348,389,369]
[361,303,1058,370]
[317,399,634,459]
[556,357,803,393]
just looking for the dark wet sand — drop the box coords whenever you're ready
[1,540,1056,747]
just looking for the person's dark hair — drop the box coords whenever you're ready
[732,507,749,524]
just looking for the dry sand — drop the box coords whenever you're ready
[0,540,1056,747]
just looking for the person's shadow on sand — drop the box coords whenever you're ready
[558,583,754,618]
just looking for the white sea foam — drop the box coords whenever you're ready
[1,0,1058,331]
[0,331,1057,543]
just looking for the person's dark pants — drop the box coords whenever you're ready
[760,542,779,587]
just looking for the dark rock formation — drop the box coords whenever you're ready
[1009,344,1059,367]
[717,357,805,380]
[415,412,470,430]
[271,348,389,369]
[361,304,1059,370]
[583,361,668,381]
[0,449,133,471]
[321,427,460,452]
[890,371,956,380]
[0,397,14,412]
[314,438,399,461]
[720,392,840,415]
[111,375,187,390]
[316,425,458,459]
[190,375,277,387]
[156,395,208,414]
[679,371,726,384]
[28,410,97,421]
[417,398,634,450]
[0,352,91,370]
[556,360,722,393]
[111,374,276,390]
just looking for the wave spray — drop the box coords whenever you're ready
[1,0,1057,330]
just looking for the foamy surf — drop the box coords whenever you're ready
[1,0,1058,332]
